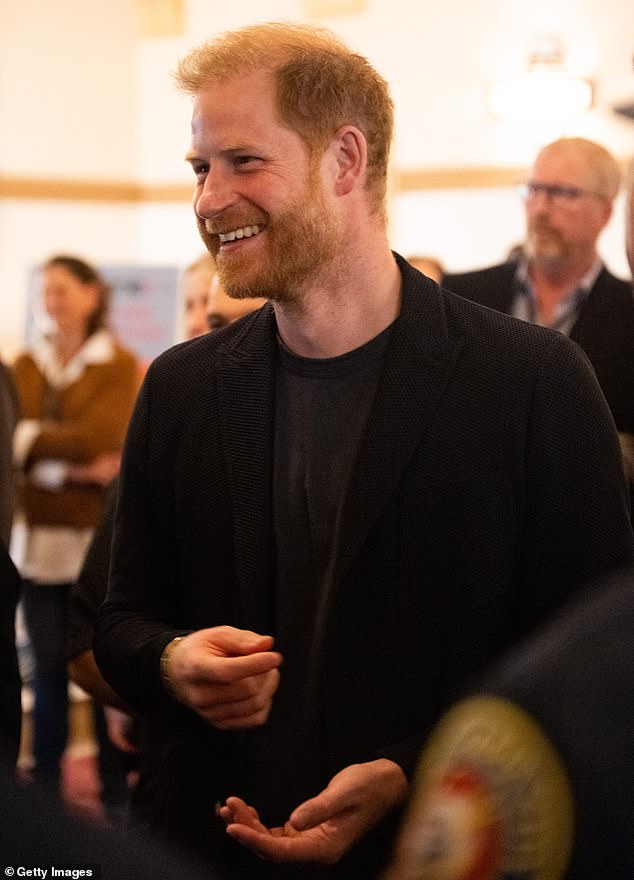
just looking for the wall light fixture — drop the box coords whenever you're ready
[488,37,593,123]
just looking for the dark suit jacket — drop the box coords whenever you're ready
[67,478,119,662]
[487,568,634,879]
[442,262,634,433]
[0,540,21,765]
[95,255,634,878]
[393,567,634,880]
[0,361,18,546]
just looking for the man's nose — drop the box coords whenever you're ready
[194,166,237,219]
[526,199,553,225]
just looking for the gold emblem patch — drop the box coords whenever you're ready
[384,696,574,880]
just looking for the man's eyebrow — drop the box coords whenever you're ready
[185,145,257,164]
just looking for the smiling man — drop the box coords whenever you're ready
[95,24,634,880]
[190,70,342,310]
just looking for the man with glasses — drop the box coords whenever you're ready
[442,138,634,471]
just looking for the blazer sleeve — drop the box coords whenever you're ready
[517,333,634,631]
[0,541,22,764]
[67,478,119,661]
[93,366,195,728]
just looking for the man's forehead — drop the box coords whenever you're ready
[532,148,590,183]
[189,73,279,140]
[192,70,275,111]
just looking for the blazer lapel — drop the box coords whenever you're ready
[330,261,464,595]
[218,307,277,633]
[304,260,465,715]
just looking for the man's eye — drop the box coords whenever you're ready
[192,164,209,182]
[234,155,260,168]
[555,186,581,200]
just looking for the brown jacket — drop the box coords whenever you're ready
[13,337,139,529]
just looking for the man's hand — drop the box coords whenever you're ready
[162,626,282,730]
[104,706,139,754]
[219,759,408,864]
[67,452,121,486]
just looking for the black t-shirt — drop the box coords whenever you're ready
[244,322,394,825]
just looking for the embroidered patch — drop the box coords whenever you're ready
[385,696,574,880]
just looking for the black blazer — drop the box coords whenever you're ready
[0,540,21,765]
[488,569,634,879]
[0,362,18,546]
[95,255,634,876]
[442,262,634,433]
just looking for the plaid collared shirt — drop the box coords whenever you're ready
[510,258,602,335]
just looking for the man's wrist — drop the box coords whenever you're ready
[160,636,186,697]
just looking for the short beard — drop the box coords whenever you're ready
[196,173,339,304]
[196,216,264,301]
[526,222,570,273]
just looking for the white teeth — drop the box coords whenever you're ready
[218,224,262,244]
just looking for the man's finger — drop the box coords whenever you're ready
[190,649,282,684]
[200,671,280,723]
[224,825,327,863]
[220,797,266,830]
[204,626,277,657]
[289,784,350,831]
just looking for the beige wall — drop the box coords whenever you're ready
[0,0,140,354]
[1,0,137,178]
[1,0,632,356]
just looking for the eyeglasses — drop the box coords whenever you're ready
[518,181,607,206]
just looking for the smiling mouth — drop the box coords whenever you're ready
[217,224,265,244]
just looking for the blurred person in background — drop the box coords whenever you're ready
[442,137,634,484]
[180,252,217,341]
[206,271,267,331]
[179,252,266,339]
[11,254,138,797]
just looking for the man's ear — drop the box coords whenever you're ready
[331,125,367,196]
